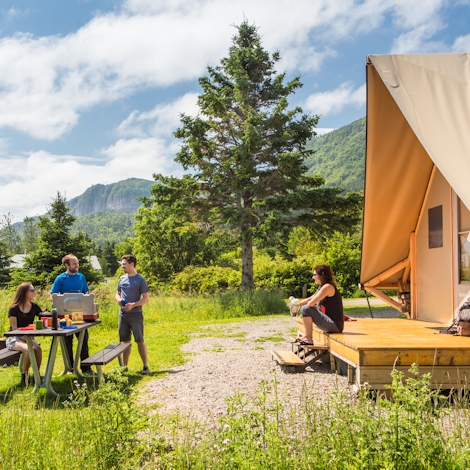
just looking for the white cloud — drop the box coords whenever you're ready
[0,138,181,221]
[101,137,176,178]
[304,83,365,117]
[0,0,450,140]
[390,21,445,53]
[117,92,199,139]
[452,34,470,51]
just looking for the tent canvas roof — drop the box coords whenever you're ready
[361,53,470,284]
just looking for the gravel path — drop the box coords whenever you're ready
[139,310,399,422]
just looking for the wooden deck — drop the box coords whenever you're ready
[307,318,470,390]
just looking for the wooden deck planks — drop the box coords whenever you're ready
[305,318,470,390]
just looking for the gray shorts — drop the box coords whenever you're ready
[301,305,343,333]
[6,336,39,350]
[118,312,144,343]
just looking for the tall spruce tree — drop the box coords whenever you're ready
[154,21,361,289]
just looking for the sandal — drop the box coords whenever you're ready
[298,340,314,346]
[293,337,306,343]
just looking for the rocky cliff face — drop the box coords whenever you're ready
[67,178,154,216]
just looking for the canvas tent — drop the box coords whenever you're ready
[361,53,470,323]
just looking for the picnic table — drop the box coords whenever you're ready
[4,321,101,397]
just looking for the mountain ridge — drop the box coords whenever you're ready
[67,177,154,216]
[305,117,366,192]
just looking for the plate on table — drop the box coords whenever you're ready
[18,326,35,330]
[62,325,78,330]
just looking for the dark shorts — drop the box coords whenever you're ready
[118,312,144,343]
[301,305,343,333]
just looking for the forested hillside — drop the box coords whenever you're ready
[71,212,136,246]
[305,117,365,192]
[67,178,154,216]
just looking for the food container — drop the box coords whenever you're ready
[35,320,43,330]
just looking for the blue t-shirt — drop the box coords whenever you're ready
[51,272,89,294]
[117,273,149,314]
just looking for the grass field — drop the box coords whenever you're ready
[3,284,468,469]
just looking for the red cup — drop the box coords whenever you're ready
[42,318,49,328]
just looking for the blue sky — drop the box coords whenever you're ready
[0,0,469,220]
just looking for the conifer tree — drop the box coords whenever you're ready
[15,192,100,286]
[0,240,11,287]
[153,21,361,289]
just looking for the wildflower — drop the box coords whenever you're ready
[82,382,87,388]
[262,443,267,451]
[74,380,80,388]
[223,439,230,445]
[223,424,230,430]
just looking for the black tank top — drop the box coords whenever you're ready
[318,285,344,332]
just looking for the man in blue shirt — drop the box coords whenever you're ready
[115,254,150,374]
[50,254,92,373]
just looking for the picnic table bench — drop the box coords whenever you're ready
[0,347,22,366]
[80,343,131,381]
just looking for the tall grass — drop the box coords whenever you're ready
[155,366,470,469]
[3,283,470,468]
[0,370,151,469]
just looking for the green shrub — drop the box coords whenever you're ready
[254,252,313,297]
[170,265,241,294]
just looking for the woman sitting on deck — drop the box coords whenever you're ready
[297,264,344,346]
[6,282,43,387]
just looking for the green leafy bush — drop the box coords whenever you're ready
[171,265,241,294]
[254,252,313,297]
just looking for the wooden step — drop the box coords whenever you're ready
[272,350,305,366]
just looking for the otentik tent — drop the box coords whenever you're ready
[361,53,470,323]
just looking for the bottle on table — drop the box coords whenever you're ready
[51,308,58,330]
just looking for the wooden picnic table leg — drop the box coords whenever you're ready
[25,336,42,392]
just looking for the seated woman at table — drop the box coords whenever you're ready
[296,264,344,346]
[6,282,43,387]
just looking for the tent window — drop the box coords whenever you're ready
[458,199,470,283]
[428,205,443,249]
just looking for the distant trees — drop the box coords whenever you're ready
[71,212,135,247]
[133,188,237,286]
[12,192,101,286]
[0,240,11,287]
[0,213,22,254]
[149,21,361,290]
[22,216,40,253]
[99,241,120,277]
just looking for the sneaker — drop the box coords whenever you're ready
[81,367,93,374]
[140,366,150,375]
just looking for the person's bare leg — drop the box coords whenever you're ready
[302,316,314,343]
[137,342,148,368]
[122,340,132,366]
[13,342,30,373]
[33,344,42,370]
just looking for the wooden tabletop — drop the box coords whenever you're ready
[4,320,101,337]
